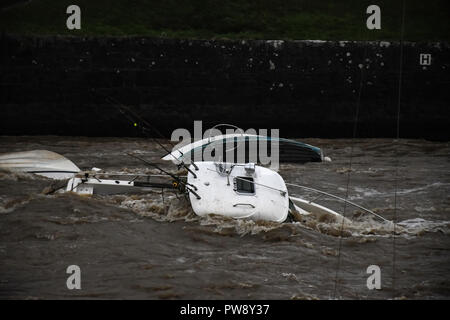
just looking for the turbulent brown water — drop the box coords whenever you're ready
[0,136,449,299]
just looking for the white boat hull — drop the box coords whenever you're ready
[0,150,80,179]
[187,162,289,222]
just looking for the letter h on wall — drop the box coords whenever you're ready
[420,54,432,66]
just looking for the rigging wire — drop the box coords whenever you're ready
[125,152,197,190]
[285,183,388,222]
[126,152,201,200]
[333,1,407,298]
[393,0,406,299]
[89,89,204,201]
[332,41,369,299]
[90,89,199,174]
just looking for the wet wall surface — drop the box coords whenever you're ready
[0,35,449,140]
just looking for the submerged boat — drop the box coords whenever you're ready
[0,104,384,224]
[0,150,80,179]
[0,148,387,224]
[65,172,175,195]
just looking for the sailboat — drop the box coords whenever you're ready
[0,145,387,224]
[0,103,388,224]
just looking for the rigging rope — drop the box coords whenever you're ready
[393,0,406,299]
[333,1,407,298]
[90,89,199,175]
[88,90,202,193]
[332,41,369,299]
[285,183,389,222]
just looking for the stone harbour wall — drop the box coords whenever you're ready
[0,35,449,140]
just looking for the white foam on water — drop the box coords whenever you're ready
[396,182,449,195]
[105,192,450,239]
[397,218,450,234]
[349,182,449,200]
[414,206,437,212]
[351,187,385,198]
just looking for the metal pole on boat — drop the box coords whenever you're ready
[126,153,201,200]
[92,91,199,173]
[285,183,390,223]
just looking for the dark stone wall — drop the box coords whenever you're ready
[0,35,449,140]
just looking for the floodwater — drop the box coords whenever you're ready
[0,136,449,299]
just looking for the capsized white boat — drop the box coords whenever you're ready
[0,148,387,224]
[57,101,381,223]
[0,150,80,179]
[63,160,384,224]
[184,161,384,223]
[62,161,347,223]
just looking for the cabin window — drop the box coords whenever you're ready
[234,177,255,194]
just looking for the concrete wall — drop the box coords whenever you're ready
[1,35,449,140]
